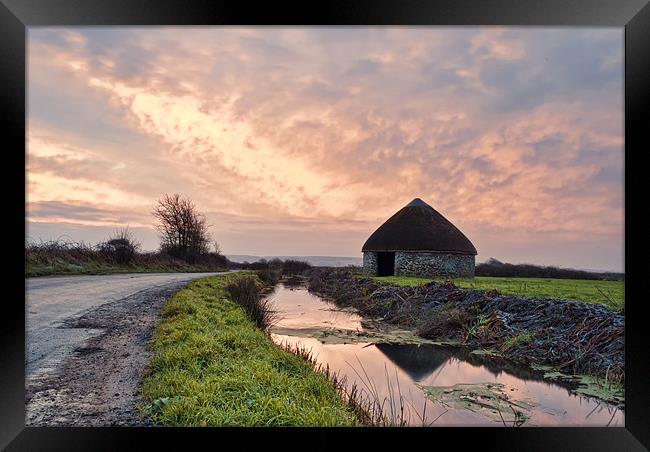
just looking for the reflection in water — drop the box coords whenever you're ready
[374,343,448,381]
[268,282,624,427]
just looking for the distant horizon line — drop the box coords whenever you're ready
[224,253,624,274]
[23,238,623,273]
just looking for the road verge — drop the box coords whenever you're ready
[139,272,358,426]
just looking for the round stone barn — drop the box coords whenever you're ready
[362,198,477,277]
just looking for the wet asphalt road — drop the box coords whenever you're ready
[25,272,223,381]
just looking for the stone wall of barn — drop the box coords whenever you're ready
[395,252,474,277]
[362,251,377,274]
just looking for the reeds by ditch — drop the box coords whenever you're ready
[225,276,279,332]
[278,340,441,427]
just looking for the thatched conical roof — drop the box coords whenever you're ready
[362,198,477,255]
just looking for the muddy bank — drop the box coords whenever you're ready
[306,269,624,383]
[25,283,188,426]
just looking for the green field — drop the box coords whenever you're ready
[140,272,358,426]
[371,275,624,311]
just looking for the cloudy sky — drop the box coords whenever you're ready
[26,27,624,271]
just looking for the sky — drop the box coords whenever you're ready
[26,27,624,271]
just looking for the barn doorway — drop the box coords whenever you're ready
[377,252,395,276]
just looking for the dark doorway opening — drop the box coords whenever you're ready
[377,252,395,276]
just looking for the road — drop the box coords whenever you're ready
[25,272,227,425]
[26,272,221,379]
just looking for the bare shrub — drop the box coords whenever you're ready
[237,259,283,285]
[25,239,97,266]
[97,227,140,265]
[25,231,228,277]
[282,259,312,275]
[476,257,623,281]
[255,268,281,286]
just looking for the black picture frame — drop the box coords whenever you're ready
[2,0,648,450]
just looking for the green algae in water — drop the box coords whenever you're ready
[540,370,625,407]
[573,375,625,406]
[419,382,537,425]
[470,349,502,357]
[271,325,459,346]
[530,363,556,372]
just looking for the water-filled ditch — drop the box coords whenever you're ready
[267,281,623,426]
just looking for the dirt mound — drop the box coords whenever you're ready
[306,269,624,382]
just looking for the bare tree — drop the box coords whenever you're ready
[152,194,211,263]
[214,241,222,255]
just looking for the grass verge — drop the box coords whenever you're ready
[26,261,225,277]
[26,239,228,277]
[139,272,358,426]
[371,275,624,311]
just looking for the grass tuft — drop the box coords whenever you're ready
[500,332,535,352]
[225,275,278,332]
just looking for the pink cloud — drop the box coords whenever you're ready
[26,27,623,270]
